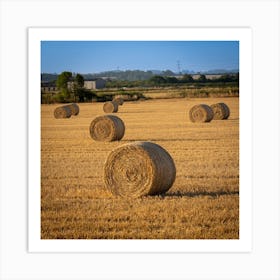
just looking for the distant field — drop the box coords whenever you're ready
[41,97,239,239]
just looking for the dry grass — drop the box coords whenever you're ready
[41,97,239,239]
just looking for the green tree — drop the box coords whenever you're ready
[149,75,166,85]
[162,70,175,76]
[75,73,84,88]
[197,74,207,82]
[56,71,72,89]
[165,76,178,84]
[181,74,194,83]
[56,71,72,101]
[73,73,85,101]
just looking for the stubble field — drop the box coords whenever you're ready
[41,97,239,239]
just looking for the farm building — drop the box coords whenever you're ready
[42,78,106,94]
[67,78,106,90]
[84,78,106,90]
[41,82,58,93]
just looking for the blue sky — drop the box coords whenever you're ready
[41,41,239,74]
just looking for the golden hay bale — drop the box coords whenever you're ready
[210,103,230,120]
[89,115,125,142]
[104,141,176,198]
[103,101,118,113]
[113,97,124,106]
[189,104,214,123]
[68,103,79,116]
[53,105,72,119]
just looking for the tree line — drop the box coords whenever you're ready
[105,73,239,88]
[41,71,239,103]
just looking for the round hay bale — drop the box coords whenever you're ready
[103,101,118,113]
[113,97,124,106]
[104,141,176,198]
[54,105,72,119]
[68,103,79,116]
[210,103,230,120]
[189,104,213,123]
[89,115,125,142]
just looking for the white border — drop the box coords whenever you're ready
[28,27,252,253]
[1,0,279,279]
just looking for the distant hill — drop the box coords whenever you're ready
[182,69,239,75]
[41,73,58,83]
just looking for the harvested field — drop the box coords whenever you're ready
[41,97,239,239]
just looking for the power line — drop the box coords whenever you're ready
[177,60,181,74]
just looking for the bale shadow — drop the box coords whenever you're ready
[122,138,220,142]
[162,190,239,198]
[117,111,155,114]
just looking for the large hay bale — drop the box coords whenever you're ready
[113,97,124,106]
[68,103,79,116]
[189,104,214,122]
[104,141,176,198]
[89,115,125,142]
[210,103,230,120]
[54,105,72,119]
[103,101,118,113]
